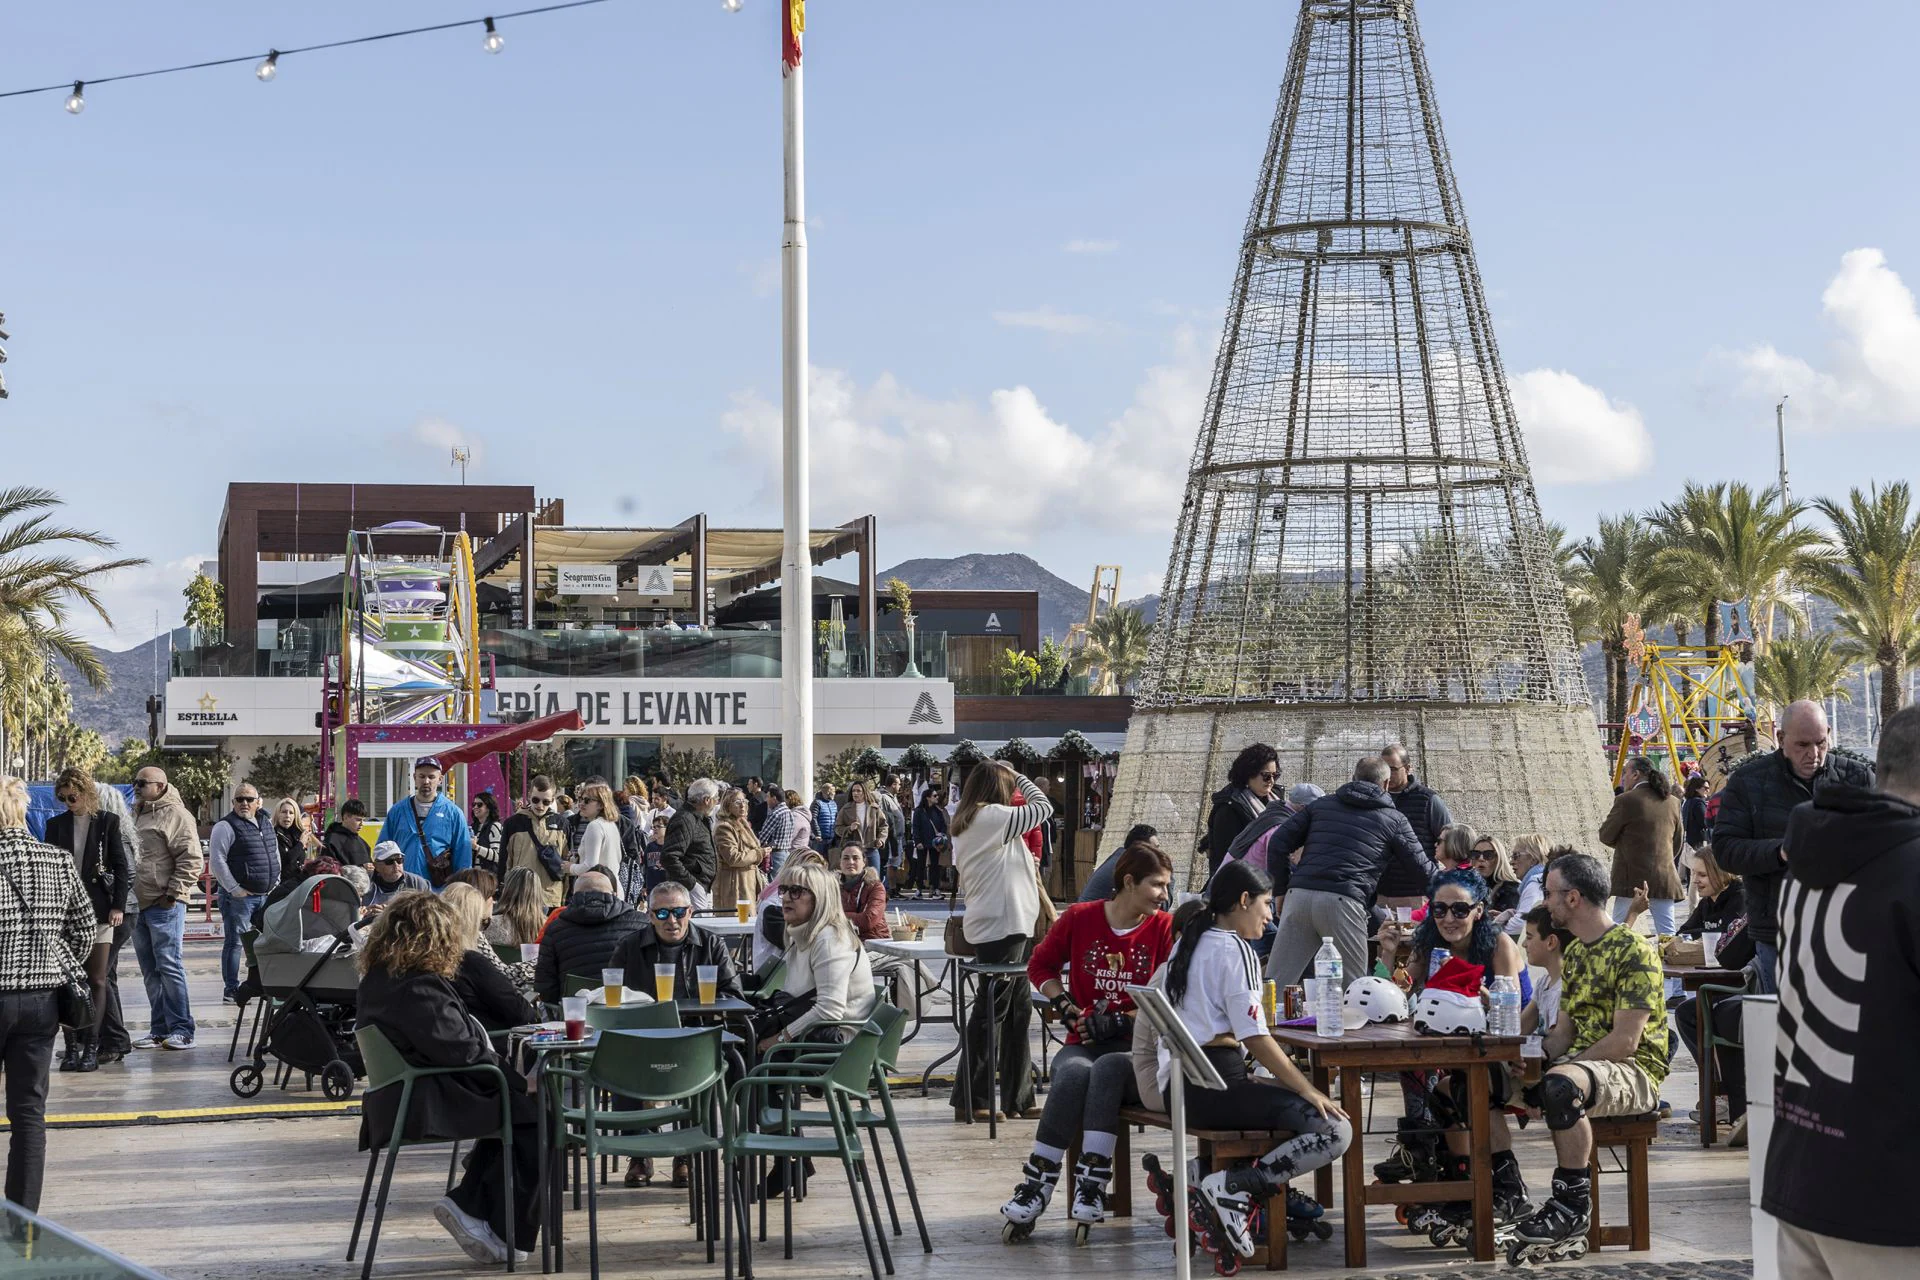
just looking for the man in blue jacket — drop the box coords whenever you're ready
[376,757,472,887]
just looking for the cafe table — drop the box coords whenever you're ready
[863,937,955,1046]
[1665,963,1745,1146]
[1268,1020,1523,1266]
[694,917,760,968]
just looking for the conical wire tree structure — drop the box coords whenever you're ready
[1104,0,1610,884]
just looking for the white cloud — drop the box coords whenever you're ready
[719,330,1211,540]
[76,554,210,649]
[992,306,1100,335]
[1729,248,1920,428]
[1507,368,1655,485]
[1064,239,1120,255]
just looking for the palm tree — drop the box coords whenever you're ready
[1651,483,1824,649]
[1077,605,1153,695]
[1645,481,1729,645]
[1544,521,1597,647]
[1807,482,1920,727]
[1575,514,1669,726]
[1753,629,1854,712]
[0,486,145,765]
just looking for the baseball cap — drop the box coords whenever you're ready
[414,756,443,771]
[1287,782,1325,807]
[372,840,407,863]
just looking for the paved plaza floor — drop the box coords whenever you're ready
[23,935,1756,1278]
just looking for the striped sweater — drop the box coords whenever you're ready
[0,827,97,992]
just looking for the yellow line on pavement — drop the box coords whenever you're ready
[1,1101,360,1128]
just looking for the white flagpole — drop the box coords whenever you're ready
[779,21,815,798]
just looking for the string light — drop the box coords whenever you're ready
[4,0,622,112]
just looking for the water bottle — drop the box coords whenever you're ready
[1313,937,1345,1037]
[1489,975,1521,1037]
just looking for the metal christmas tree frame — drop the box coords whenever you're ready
[1106,0,1611,876]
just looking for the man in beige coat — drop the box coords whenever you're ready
[130,767,204,1049]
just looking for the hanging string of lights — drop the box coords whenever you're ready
[1,0,751,115]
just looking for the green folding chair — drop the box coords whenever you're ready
[726,1024,892,1280]
[578,1002,688,1188]
[347,1024,518,1280]
[565,972,602,998]
[547,1025,730,1280]
[1698,973,1756,1142]
[493,942,524,966]
[743,959,787,1002]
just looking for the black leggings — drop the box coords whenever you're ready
[1033,1038,1137,1151]
[1181,1046,1352,1180]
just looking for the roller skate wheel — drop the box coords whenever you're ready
[1566,1238,1589,1260]
[1428,1224,1452,1248]
[1000,1220,1032,1244]
[1071,1223,1090,1247]
[1311,1219,1333,1240]
[1212,1251,1241,1277]
[1394,1204,1410,1226]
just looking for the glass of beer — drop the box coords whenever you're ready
[736,895,752,923]
[654,963,677,1003]
[601,968,624,1007]
[561,996,587,1042]
[696,964,720,1005]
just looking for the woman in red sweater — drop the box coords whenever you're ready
[1001,840,1176,1242]
[837,844,889,941]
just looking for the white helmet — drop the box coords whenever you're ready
[1343,976,1409,1027]
[1411,988,1487,1036]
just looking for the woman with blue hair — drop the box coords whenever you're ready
[1380,868,1532,1248]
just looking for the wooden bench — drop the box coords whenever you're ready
[1587,1113,1657,1252]
[1061,1105,1295,1270]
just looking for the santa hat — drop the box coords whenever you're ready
[1426,956,1486,998]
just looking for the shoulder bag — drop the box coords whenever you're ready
[2,867,94,1030]
[411,801,452,888]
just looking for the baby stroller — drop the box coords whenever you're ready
[230,874,364,1102]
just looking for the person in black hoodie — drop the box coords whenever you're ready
[1765,703,1920,1274]
[1204,743,1279,879]
[531,870,646,1002]
[1230,756,1436,986]
[1711,699,1873,994]
[322,799,370,868]
[1380,744,1452,909]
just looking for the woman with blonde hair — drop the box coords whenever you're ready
[621,775,649,826]
[949,760,1053,1121]
[271,797,318,885]
[1468,833,1522,917]
[758,857,878,1052]
[486,867,548,946]
[357,890,538,1264]
[45,765,131,1073]
[442,883,537,1032]
[1505,833,1551,935]
[713,787,767,912]
[568,781,622,880]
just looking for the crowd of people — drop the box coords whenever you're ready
[0,701,1912,1277]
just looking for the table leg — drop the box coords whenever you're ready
[1698,992,1717,1147]
[919,962,963,1098]
[1340,1064,1366,1267]
[1312,1065,1334,1211]
[536,1058,551,1275]
[1468,1066,1493,1263]
[985,971,999,1140]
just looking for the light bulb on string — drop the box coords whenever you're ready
[483,17,505,53]
[256,50,279,82]
[64,81,84,113]
[722,0,744,12]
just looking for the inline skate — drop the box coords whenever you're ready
[998,1154,1061,1243]
[1066,1152,1114,1246]
[1504,1171,1590,1266]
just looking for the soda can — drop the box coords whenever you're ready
[1283,984,1306,1020]
[1262,980,1278,1023]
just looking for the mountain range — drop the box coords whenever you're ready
[879,552,1160,640]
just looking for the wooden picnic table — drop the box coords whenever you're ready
[1268,1020,1523,1267]
[1665,963,1745,1146]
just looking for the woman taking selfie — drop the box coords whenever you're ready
[1001,839,1175,1241]
[948,761,1053,1122]
[1139,859,1349,1266]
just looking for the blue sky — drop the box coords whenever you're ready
[8,0,1920,646]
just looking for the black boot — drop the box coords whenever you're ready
[77,1041,100,1073]
[57,1043,81,1073]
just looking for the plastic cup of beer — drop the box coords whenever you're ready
[1702,932,1722,966]
[654,964,677,1003]
[696,964,720,1005]
[520,943,539,965]
[602,968,624,1007]
[1522,1034,1545,1060]
[736,896,752,923]
[562,996,588,1042]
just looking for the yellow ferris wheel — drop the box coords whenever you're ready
[1611,615,1760,787]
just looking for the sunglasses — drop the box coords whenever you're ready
[528,798,553,807]
[1257,770,1280,781]
[1427,900,1479,920]
[652,906,690,921]
[235,796,261,804]
[778,885,812,899]
[56,792,78,805]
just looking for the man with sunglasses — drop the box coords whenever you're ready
[205,784,275,1005]
[129,767,202,1050]
[500,775,569,909]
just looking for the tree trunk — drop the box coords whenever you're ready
[1704,603,1720,647]
[1882,653,1904,728]
[1673,620,1690,646]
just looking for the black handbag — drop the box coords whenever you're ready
[2,868,95,1030]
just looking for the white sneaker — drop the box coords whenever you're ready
[434,1197,505,1264]
[162,1034,194,1050]
[482,1224,530,1263]
[131,1034,159,1050]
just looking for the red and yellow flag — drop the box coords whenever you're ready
[783,0,804,73]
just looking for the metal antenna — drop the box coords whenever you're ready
[1775,395,1791,510]
[451,445,471,485]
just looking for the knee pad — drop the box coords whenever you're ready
[1536,1071,1589,1131]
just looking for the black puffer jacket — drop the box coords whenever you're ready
[532,891,647,1002]
[1205,785,1273,878]
[1379,776,1452,897]
[1711,748,1872,947]
[659,808,717,894]
[1228,780,1437,904]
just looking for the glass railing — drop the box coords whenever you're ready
[169,621,953,682]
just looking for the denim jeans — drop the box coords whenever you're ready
[219,891,266,997]
[1753,940,1779,996]
[1612,895,1677,935]
[133,902,194,1041]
